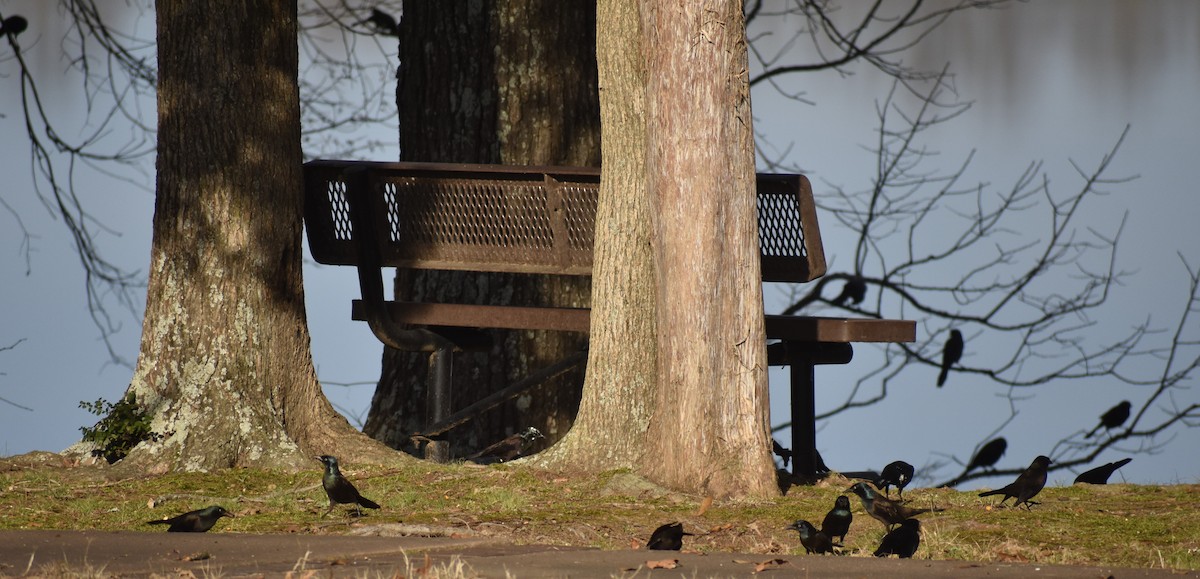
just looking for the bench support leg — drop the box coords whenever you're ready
[424,348,453,462]
[790,355,818,477]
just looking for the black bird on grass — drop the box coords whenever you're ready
[772,439,793,468]
[317,455,380,517]
[468,426,545,464]
[646,522,692,550]
[787,520,834,554]
[147,505,233,533]
[1085,401,1131,438]
[821,495,853,545]
[1074,458,1132,485]
[847,482,931,528]
[873,518,921,558]
[937,329,964,387]
[877,460,915,499]
[831,276,867,306]
[966,438,1007,473]
[978,455,1051,509]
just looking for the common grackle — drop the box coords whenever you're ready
[365,8,399,36]
[831,276,867,306]
[847,482,930,528]
[1074,458,1132,485]
[1,15,28,37]
[937,329,964,387]
[978,455,1051,509]
[468,426,545,464]
[646,522,692,550]
[873,518,921,558]
[1085,401,1131,439]
[966,438,1007,473]
[821,495,853,546]
[787,520,834,554]
[317,455,380,517]
[877,460,915,499]
[146,505,233,533]
[772,439,793,468]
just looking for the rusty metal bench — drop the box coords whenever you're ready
[303,159,915,474]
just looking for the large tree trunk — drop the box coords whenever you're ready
[533,0,656,471]
[540,0,777,499]
[640,0,775,498]
[114,0,392,472]
[363,1,599,456]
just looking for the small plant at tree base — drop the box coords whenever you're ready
[79,393,161,463]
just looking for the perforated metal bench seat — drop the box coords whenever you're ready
[303,160,915,474]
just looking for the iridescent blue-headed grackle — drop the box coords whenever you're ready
[978,455,1051,509]
[646,522,692,550]
[147,505,233,533]
[874,518,921,558]
[821,495,852,545]
[787,520,834,554]
[317,455,380,517]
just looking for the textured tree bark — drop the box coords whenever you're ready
[114,0,393,472]
[364,1,600,456]
[638,0,777,498]
[533,0,657,471]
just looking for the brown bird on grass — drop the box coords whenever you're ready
[847,482,931,528]
[978,455,1051,509]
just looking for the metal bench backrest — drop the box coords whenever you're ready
[303,160,827,283]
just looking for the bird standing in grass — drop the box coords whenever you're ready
[978,455,1051,509]
[1074,458,1132,485]
[646,522,692,550]
[877,460,915,499]
[966,438,1007,473]
[787,520,834,554]
[821,495,853,546]
[874,518,921,558]
[937,329,964,387]
[317,455,380,517]
[468,427,545,464]
[1085,401,1132,438]
[147,505,233,533]
[847,482,931,528]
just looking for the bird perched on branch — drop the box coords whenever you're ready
[317,455,380,517]
[364,8,399,36]
[1074,458,1132,485]
[146,505,233,533]
[468,426,545,464]
[646,522,692,550]
[937,329,964,387]
[978,455,1051,509]
[874,518,921,558]
[877,460,915,499]
[831,276,867,306]
[847,482,931,528]
[1085,400,1131,438]
[1,15,28,38]
[966,438,1007,473]
[821,495,853,546]
[787,520,834,554]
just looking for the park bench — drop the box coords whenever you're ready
[303,160,915,475]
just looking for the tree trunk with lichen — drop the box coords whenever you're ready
[362,0,600,457]
[99,0,394,472]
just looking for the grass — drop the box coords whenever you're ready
[1,451,1197,572]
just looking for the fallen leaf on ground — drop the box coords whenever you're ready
[696,496,713,516]
[751,558,788,573]
[181,552,210,561]
[646,558,679,569]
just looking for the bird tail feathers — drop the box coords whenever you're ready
[359,497,381,509]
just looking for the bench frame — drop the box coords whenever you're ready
[303,159,915,474]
